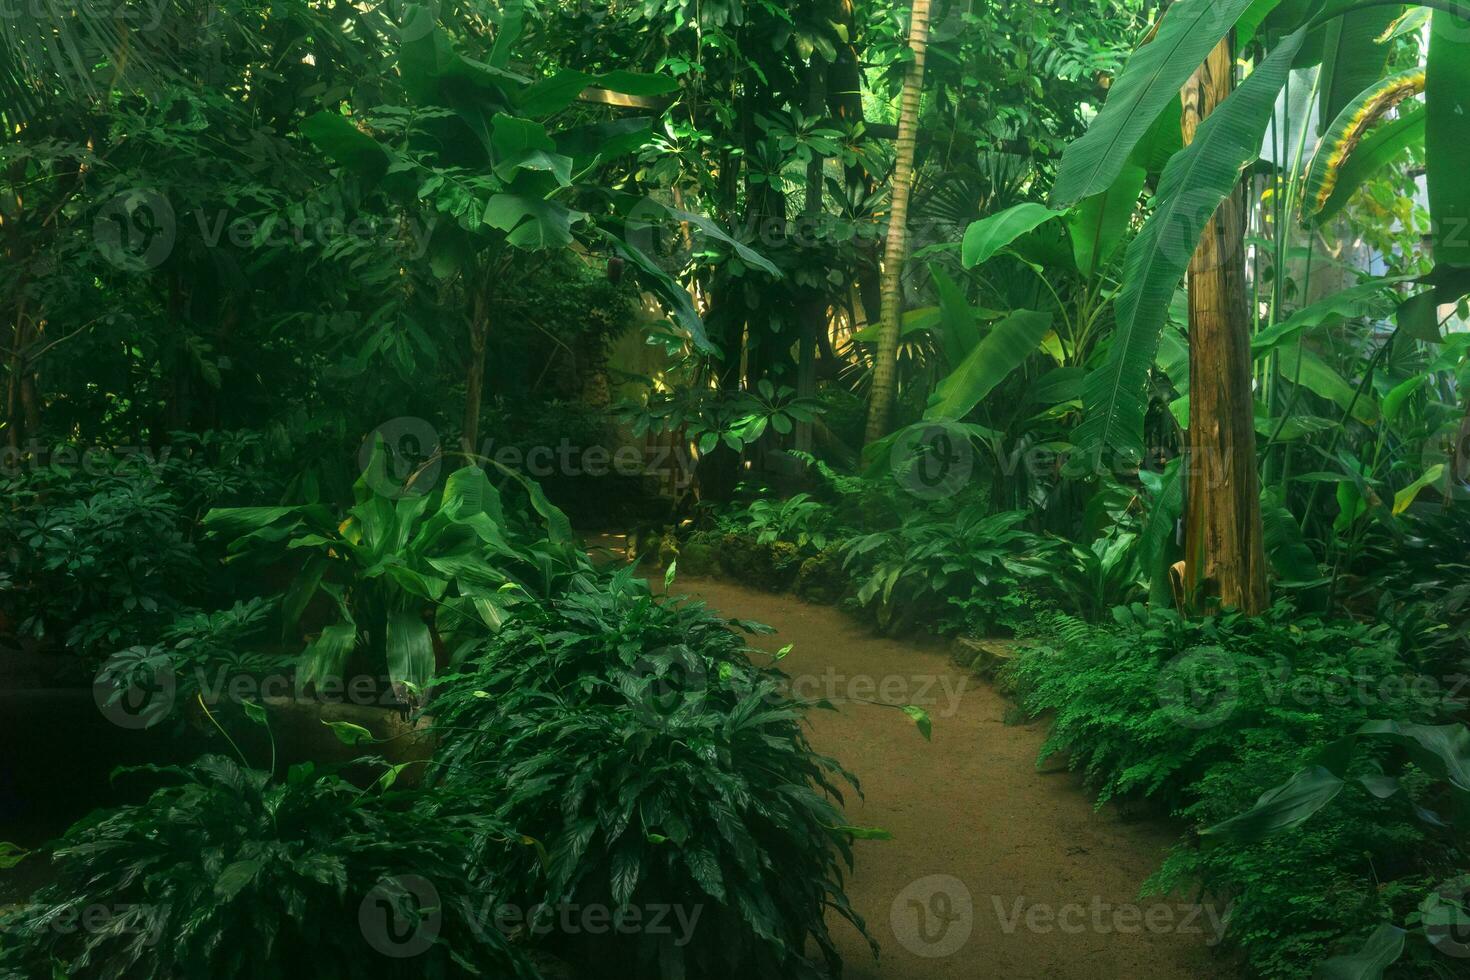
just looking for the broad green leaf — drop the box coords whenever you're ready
[1393,464,1445,514]
[1138,459,1184,604]
[323,720,375,746]
[1317,923,1408,980]
[1428,8,1470,269]
[1279,345,1378,423]
[1052,0,1259,204]
[301,623,359,690]
[924,311,1053,421]
[201,507,301,537]
[386,610,435,691]
[929,265,982,367]
[214,858,263,901]
[595,70,680,97]
[300,113,392,185]
[1067,162,1147,279]
[1382,373,1426,422]
[1202,765,1345,840]
[488,0,525,69]
[554,117,654,168]
[241,700,268,726]
[1252,278,1405,357]
[515,69,595,116]
[0,843,29,870]
[1262,488,1320,582]
[901,705,932,741]
[601,231,716,353]
[483,194,583,249]
[1358,720,1470,791]
[1074,29,1308,464]
[961,203,1067,268]
[1318,5,1403,133]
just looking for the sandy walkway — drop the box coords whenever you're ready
[667,575,1234,980]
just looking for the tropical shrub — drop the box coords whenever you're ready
[428,568,875,980]
[0,754,535,980]
[203,454,591,699]
[841,498,1049,634]
[1006,603,1461,977]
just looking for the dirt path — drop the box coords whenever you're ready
[667,575,1232,980]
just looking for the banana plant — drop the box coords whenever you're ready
[1052,0,1470,466]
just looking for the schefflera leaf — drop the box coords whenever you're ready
[1303,68,1426,225]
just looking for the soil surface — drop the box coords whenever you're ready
[663,574,1234,980]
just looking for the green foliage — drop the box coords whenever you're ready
[0,754,534,979]
[1008,602,1465,977]
[204,456,589,695]
[842,499,1049,634]
[428,570,873,979]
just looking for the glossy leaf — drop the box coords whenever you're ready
[961,203,1067,269]
[925,310,1053,421]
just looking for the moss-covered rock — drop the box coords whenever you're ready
[795,547,848,604]
[675,530,722,578]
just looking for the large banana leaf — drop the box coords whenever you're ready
[1310,104,1425,225]
[1428,8,1470,269]
[1304,68,1425,222]
[1052,0,1260,205]
[1066,162,1147,279]
[1251,277,1409,357]
[1318,4,1403,132]
[1279,344,1380,423]
[924,311,1053,421]
[1316,924,1408,980]
[961,203,1066,268]
[1074,28,1308,465]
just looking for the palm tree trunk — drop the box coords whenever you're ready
[863,0,931,445]
[1182,38,1269,614]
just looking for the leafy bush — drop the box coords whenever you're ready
[1006,603,1461,977]
[0,434,274,658]
[204,454,590,698]
[428,568,875,979]
[0,754,534,980]
[719,492,841,554]
[841,499,1049,634]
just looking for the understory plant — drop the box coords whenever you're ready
[841,495,1050,634]
[428,566,875,980]
[204,450,590,699]
[0,753,534,980]
[1006,603,1461,977]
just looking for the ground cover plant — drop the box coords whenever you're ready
[3,1,1470,978]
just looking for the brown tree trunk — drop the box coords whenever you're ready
[864,0,931,445]
[1182,39,1268,614]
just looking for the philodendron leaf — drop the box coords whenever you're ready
[1052,0,1260,204]
[300,113,392,185]
[1074,28,1307,465]
[1316,923,1408,980]
[961,203,1067,268]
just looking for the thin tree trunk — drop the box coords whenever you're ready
[462,280,489,456]
[797,54,830,455]
[1182,38,1269,614]
[864,0,931,445]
